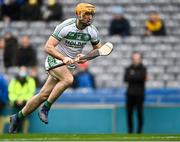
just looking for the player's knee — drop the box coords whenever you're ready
[39,89,50,100]
[41,96,49,102]
[39,94,49,102]
[63,76,74,87]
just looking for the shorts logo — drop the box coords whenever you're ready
[48,55,57,67]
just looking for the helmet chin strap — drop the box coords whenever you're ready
[80,12,84,20]
[76,18,87,30]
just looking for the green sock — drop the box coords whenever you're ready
[43,100,52,110]
[17,111,25,120]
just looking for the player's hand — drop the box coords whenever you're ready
[75,54,87,64]
[62,57,74,65]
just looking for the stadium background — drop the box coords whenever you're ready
[1,0,180,134]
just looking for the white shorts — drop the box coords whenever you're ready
[45,55,76,72]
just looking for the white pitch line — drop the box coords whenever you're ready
[1,136,180,142]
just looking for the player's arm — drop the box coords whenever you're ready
[85,42,102,59]
[45,22,74,65]
[92,42,102,50]
[76,25,101,63]
[44,36,73,64]
[44,36,63,60]
[76,42,102,63]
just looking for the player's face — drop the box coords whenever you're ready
[80,12,94,26]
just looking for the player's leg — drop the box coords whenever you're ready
[21,75,59,116]
[39,66,74,124]
[47,66,74,104]
[9,75,58,133]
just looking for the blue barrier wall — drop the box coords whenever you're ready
[1,105,179,134]
[1,105,180,133]
[29,106,114,133]
[1,88,180,134]
[29,106,180,134]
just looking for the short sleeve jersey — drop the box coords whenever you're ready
[52,18,100,59]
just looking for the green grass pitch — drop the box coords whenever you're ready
[1,134,180,141]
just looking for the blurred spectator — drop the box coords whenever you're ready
[8,66,36,109]
[0,38,5,72]
[42,0,63,21]
[20,0,41,21]
[8,66,36,132]
[72,62,96,89]
[3,31,18,70]
[0,0,3,5]
[1,0,20,20]
[124,52,147,134]
[145,11,166,36]
[109,6,131,36]
[2,16,12,29]
[0,4,2,20]
[0,74,8,109]
[16,35,37,67]
[16,0,26,6]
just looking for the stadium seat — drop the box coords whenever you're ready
[1,0,180,90]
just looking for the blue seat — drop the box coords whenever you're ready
[55,88,180,105]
